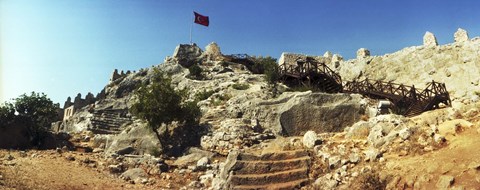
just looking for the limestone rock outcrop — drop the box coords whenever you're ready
[423,31,438,46]
[244,91,366,136]
[454,28,469,43]
[173,44,203,67]
[335,31,480,103]
[102,121,161,155]
[356,48,370,59]
[278,52,331,66]
[203,42,223,61]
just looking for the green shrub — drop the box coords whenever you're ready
[0,92,59,146]
[232,83,250,90]
[195,90,215,101]
[251,56,280,85]
[130,68,201,155]
[188,64,203,79]
[220,61,229,67]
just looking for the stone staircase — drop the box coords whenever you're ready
[222,150,311,190]
[90,109,132,134]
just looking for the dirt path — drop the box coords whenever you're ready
[0,150,156,190]
[384,128,480,189]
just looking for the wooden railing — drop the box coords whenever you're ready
[344,79,451,116]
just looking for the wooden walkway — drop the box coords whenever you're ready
[278,57,343,93]
[344,79,451,116]
[276,57,451,116]
[228,54,451,117]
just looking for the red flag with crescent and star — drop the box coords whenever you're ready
[194,12,209,27]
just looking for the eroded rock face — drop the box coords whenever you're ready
[423,31,438,47]
[335,32,480,102]
[248,92,366,136]
[454,28,469,43]
[104,121,161,155]
[204,42,223,61]
[173,44,203,67]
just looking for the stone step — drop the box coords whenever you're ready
[232,178,309,190]
[229,167,308,186]
[233,156,310,175]
[238,150,309,161]
[92,116,131,122]
[89,128,121,135]
[91,120,122,127]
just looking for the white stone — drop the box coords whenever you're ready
[364,147,381,162]
[328,156,341,169]
[324,51,333,58]
[423,31,438,47]
[454,28,469,43]
[332,54,343,63]
[356,48,370,59]
[197,156,210,168]
[302,130,322,149]
[398,128,411,140]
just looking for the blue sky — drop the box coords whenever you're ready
[1,0,479,104]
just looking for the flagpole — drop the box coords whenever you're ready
[190,12,193,45]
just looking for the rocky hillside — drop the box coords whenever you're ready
[2,29,480,190]
[335,28,480,106]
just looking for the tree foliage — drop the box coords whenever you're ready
[130,68,202,154]
[252,56,280,85]
[188,64,204,80]
[0,92,58,145]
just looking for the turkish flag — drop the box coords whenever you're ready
[194,12,209,27]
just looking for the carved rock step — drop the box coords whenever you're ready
[233,178,309,190]
[89,128,121,134]
[233,156,310,175]
[238,150,308,161]
[230,167,308,186]
[226,150,311,189]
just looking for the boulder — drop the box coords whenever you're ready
[436,175,454,189]
[423,31,438,47]
[120,168,148,184]
[196,156,210,171]
[105,121,161,155]
[272,92,365,136]
[364,147,381,162]
[173,44,203,67]
[356,48,370,59]
[437,119,473,136]
[240,92,365,136]
[346,121,372,139]
[302,131,322,149]
[454,28,469,43]
[173,147,214,168]
[115,146,135,155]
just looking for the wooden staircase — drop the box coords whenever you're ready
[279,57,343,93]
[224,150,311,190]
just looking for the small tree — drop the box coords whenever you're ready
[0,102,15,128]
[130,68,201,154]
[0,92,58,146]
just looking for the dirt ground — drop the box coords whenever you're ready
[383,127,480,189]
[1,113,480,190]
[0,149,193,190]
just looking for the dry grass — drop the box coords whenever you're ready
[352,170,387,190]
